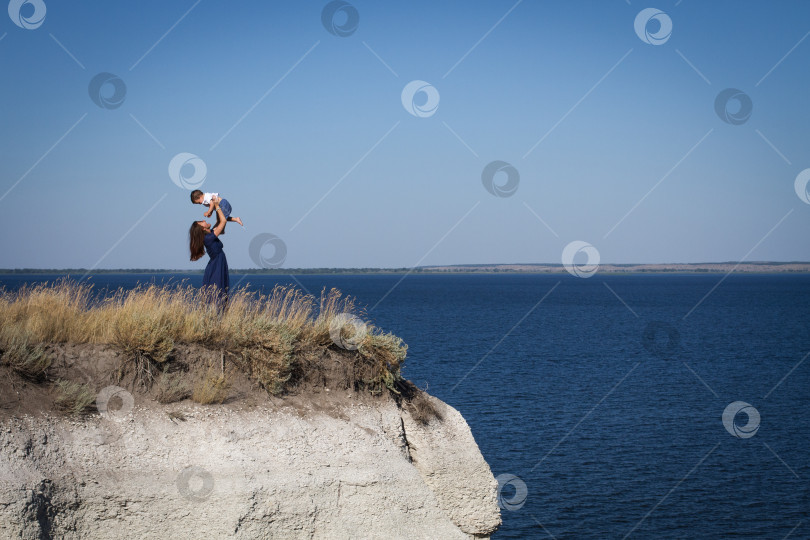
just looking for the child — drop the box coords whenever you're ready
[190,190,243,234]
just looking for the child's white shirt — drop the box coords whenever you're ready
[201,192,219,205]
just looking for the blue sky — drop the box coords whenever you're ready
[1,0,809,269]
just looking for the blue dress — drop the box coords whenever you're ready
[202,232,229,300]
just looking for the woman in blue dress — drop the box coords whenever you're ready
[189,195,229,307]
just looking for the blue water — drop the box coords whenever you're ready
[2,273,809,539]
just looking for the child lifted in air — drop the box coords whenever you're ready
[190,190,243,234]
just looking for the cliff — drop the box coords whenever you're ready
[0,283,501,538]
[0,366,501,539]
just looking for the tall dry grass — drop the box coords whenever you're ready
[0,280,407,396]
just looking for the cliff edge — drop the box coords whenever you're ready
[0,390,500,539]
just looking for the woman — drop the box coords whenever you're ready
[189,195,229,307]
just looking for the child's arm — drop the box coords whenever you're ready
[203,203,213,218]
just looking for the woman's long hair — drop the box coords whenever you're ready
[189,222,206,261]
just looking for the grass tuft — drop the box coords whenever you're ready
[0,325,52,381]
[53,379,96,416]
[406,391,443,425]
[192,367,232,405]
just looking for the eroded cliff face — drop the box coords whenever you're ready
[0,392,500,539]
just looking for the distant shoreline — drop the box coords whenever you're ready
[1,262,810,275]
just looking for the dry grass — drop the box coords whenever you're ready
[0,325,52,381]
[192,367,232,404]
[406,391,444,425]
[0,280,408,397]
[53,379,96,416]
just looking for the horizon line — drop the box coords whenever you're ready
[1,261,810,273]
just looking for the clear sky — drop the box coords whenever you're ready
[2,0,809,269]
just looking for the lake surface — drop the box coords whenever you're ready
[2,272,809,539]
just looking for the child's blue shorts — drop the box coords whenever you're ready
[218,198,232,219]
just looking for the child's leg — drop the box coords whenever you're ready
[227,216,243,226]
[218,199,234,232]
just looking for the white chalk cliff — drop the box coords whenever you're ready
[0,393,501,539]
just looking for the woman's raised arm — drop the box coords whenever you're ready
[211,196,226,237]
